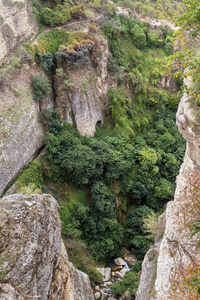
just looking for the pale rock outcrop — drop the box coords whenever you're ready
[0,0,38,65]
[0,193,94,300]
[55,37,109,137]
[0,193,62,299]
[122,248,137,267]
[0,63,53,196]
[136,78,200,299]
[114,257,126,266]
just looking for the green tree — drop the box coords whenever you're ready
[131,25,147,49]
[32,73,51,110]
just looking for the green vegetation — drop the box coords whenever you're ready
[110,261,142,296]
[32,73,51,101]
[32,0,86,26]
[13,5,187,297]
[112,0,185,21]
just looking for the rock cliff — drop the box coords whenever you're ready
[136,79,200,300]
[55,36,109,137]
[0,0,38,65]
[0,63,53,196]
[0,193,94,300]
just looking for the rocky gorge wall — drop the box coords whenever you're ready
[0,63,54,196]
[136,79,200,299]
[0,193,94,300]
[0,0,38,65]
[55,36,109,137]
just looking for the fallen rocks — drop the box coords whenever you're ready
[94,291,101,299]
[114,258,126,266]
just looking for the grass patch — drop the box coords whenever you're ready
[31,24,47,43]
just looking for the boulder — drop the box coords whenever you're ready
[114,258,126,266]
[122,248,137,268]
[104,267,111,281]
[97,267,105,278]
[115,271,124,279]
[94,291,101,299]
[101,292,110,300]
[119,291,132,300]
[120,268,129,278]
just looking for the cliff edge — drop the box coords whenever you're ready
[0,193,94,300]
[136,79,200,300]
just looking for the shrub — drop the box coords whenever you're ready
[32,73,51,101]
[131,25,146,49]
[147,31,159,48]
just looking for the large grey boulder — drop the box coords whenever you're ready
[0,194,62,300]
[0,193,94,300]
[114,258,126,266]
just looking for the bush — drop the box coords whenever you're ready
[32,73,51,101]
[131,25,146,49]
[147,31,159,48]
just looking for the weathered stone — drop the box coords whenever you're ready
[115,271,124,279]
[136,249,158,300]
[97,267,105,278]
[114,258,126,266]
[119,291,132,300]
[0,64,53,196]
[104,267,111,281]
[0,194,61,299]
[111,265,123,271]
[0,0,38,65]
[119,268,128,278]
[0,194,95,300]
[122,248,137,267]
[55,36,109,137]
[67,262,94,300]
[94,291,101,299]
[137,77,200,299]
[101,292,109,300]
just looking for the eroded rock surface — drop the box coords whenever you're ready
[136,80,200,299]
[0,194,61,299]
[0,0,38,65]
[0,63,53,196]
[0,193,94,300]
[55,36,109,137]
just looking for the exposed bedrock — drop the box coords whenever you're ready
[0,63,53,196]
[0,0,38,65]
[0,193,94,300]
[55,37,109,137]
[136,78,200,299]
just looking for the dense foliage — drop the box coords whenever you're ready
[32,73,51,101]
[35,15,186,263]
[112,0,184,21]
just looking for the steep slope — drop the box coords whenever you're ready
[0,63,53,196]
[136,79,200,299]
[0,0,38,65]
[0,193,94,300]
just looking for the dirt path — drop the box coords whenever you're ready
[32,15,102,45]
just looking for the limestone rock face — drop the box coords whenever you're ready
[55,37,109,137]
[0,0,38,65]
[0,63,53,196]
[136,79,200,299]
[0,193,62,299]
[0,193,95,300]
